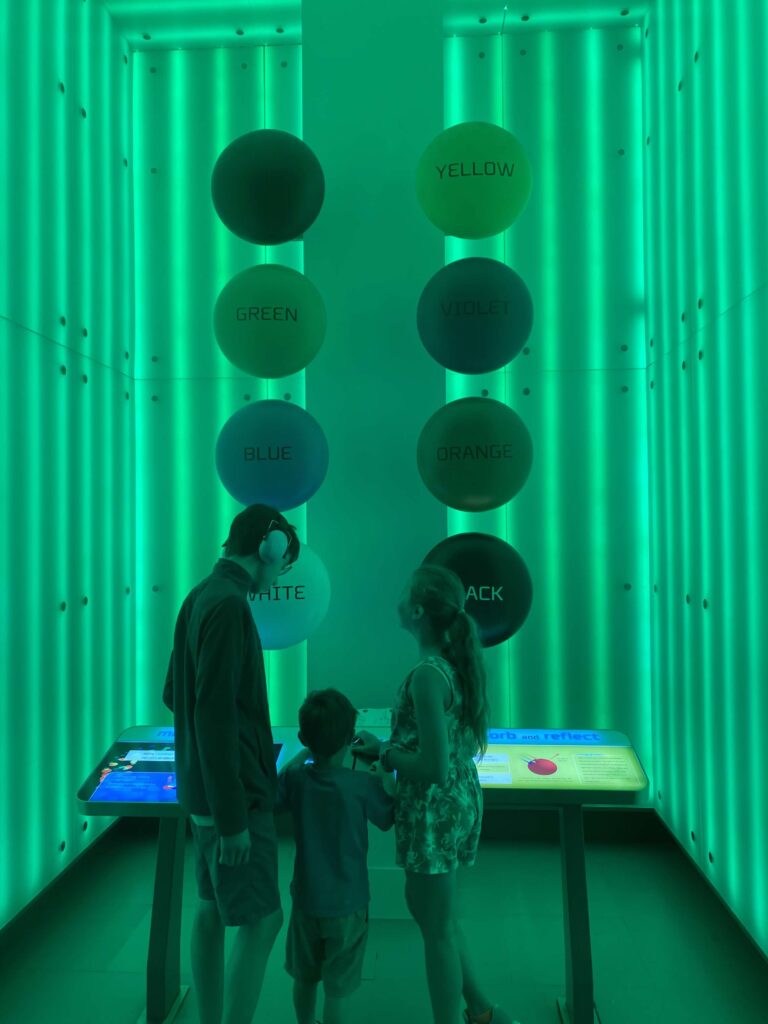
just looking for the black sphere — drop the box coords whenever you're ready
[211,129,325,245]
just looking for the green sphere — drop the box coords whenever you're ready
[214,264,326,379]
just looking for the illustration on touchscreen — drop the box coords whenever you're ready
[99,755,136,785]
[524,756,558,776]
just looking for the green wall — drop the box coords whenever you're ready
[0,0,135,925]
[644,0,768,949]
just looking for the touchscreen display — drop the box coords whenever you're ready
[477,729,646,790]
[83,740,285,804]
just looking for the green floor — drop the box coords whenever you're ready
[1,815,766,1024]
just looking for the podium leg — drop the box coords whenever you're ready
[558,805,601,1024]
[143,815,189,1024]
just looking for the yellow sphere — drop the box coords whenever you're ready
[416,121,532,238]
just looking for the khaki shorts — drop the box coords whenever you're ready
[190,810,281,925]
[285,902,369,997]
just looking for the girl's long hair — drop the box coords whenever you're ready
[411,564,491,760]
[298,565,491,761]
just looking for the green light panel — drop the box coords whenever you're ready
[0,0,134,929]
[444,26,652,782]
[132,44,307,736]
[644,0,768,953]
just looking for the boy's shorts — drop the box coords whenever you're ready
[190,810,369,995]
[285,902,369,998]
[190,810,282,925]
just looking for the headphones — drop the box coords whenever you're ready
[241,519,298,602]
[258,519,297,567]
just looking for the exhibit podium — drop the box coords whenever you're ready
[77,723,647,1024]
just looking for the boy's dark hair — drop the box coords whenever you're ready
[299,690,358,760]
[222,504,300,565]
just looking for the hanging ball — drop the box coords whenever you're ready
[417,397,533,512]
[214,264,327,379]
[215,399,329,510]
[211,129,325,245]
[416,121,532,239]
[249,543,331,651]
[417,258,533,374]
[423,532,533,647]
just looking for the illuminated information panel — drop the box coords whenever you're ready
[479,728,647,791]
[77,724,646,816]
[78,727,283,813]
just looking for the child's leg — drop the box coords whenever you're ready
[405,870,463,1024]
[321,990,348,1024]
[190,900,225,1024]
[453,917,494,1019]
[292,978,320,1024]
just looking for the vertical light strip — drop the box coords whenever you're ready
[80,3,96,783]
[493,29,512,720]
[640,15,655,346]
[133,52,149,700]
[691,0,717,886]
[664,6,681,830]
[642,8,661,810]
[501,30,513,729]
[672,0,698,840]
[170,52,190,610]
[121,39,136,729]
[109,57,122,731]
[659,49,673,825]
[212,46,233,597]
[585,31,609,723]
[291,41,309,722]
[536,31,563,728]
[98,20,116,735]
[628,40,652,762]
[733,0,757,292]
[26,0,44,879]
[0,0,10,899]
[260,45,274,690]
[741,0,768,928]
[24,358,44,882]
[445,35,467,128]
[53,0,72,853]
[720,0,755,907]
[741,283,765,917]
[502,30,531,729]
[0,328,7,899]
[0,0,7,315]
[23,0,40,326]
[656,4,680,827]
[709,0,739,891]
[481,33,506,720]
